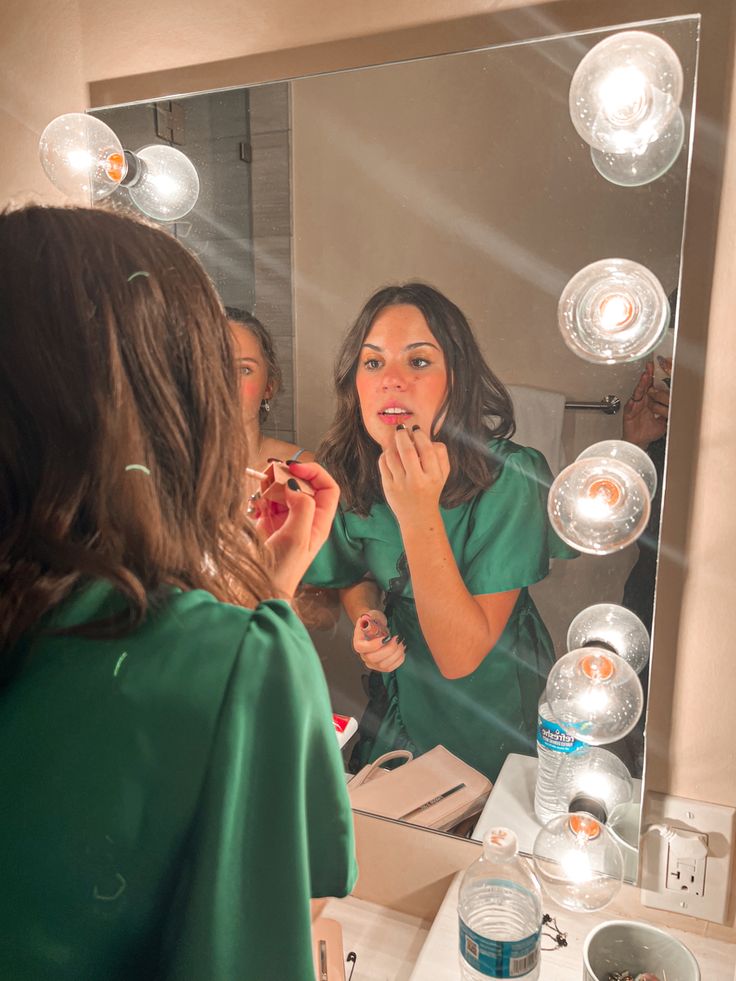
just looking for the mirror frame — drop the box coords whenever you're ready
[87,0,735,872]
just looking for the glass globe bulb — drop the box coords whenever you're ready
[576,440,658,499]
[558,258,670,364]
[546,647,644,745]
[591,107,685,186]
[567,603,650,675]
[126,145,200,222]
[558,746,634,823]
[569,31,683,153]
[532,812,624,912]
[39,113,126,203]
[548,456,651,555]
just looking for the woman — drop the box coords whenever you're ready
[228,307,338,628]
[227,307,313,499]
[305,283,576,781]
[0,205,355,980]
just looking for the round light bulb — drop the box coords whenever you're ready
[558,746,634,823]
[546,647,644,745]
[126,145,200,222]
[567,603,650,675]
[548,456,651,555]
[576,440,658,499]
[558,258,670,364]
[39,113,126,203]
[591,107,685,186]
[532,812,624,912]
[569,31,683,154]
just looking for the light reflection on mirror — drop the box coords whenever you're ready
[91,13,699,881]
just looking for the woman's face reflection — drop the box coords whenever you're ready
[355,304,448,451]
[230,322,273,426]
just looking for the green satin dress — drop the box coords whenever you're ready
[305,439,577,781]
[0,583,356,980]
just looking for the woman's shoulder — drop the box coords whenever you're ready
[486,437,551,477]
[159,591,302,659]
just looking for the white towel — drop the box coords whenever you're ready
[506,384,567,476]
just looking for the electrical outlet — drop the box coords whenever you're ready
[640,791,735,923]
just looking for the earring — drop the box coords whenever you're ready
[261,398,271,414]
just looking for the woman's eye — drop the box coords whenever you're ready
[410,357,430,368]
[238,365,253,376]
[363,358,382,370]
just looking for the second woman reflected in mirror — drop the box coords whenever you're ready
[305,284,577,782]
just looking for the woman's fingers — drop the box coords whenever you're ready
[284,461,340,547]
[360,638,406,672]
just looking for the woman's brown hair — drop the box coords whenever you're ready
[318,282,515,515]
[0,205,273,669]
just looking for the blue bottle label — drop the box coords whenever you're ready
[537,715,585,754]
[458,916,540,978]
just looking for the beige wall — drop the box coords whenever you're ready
[0,0,86,207]
[2,0,735,933]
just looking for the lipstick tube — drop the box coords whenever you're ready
[359,614,389,641]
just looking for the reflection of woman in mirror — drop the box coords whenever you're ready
[226,307,314,499]
[228,307,338,628]
[0,206,355,980]
[305,283,577,781]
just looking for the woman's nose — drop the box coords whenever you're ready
[381,366,409,390]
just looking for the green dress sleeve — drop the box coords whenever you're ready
[160,599,357,981]
[462,445,577,595]
[303,507,368,589]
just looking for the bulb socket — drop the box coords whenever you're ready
[120,150,146,188]
[569,794,608,824]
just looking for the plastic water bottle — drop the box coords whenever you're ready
[534,694,586,825]
[458,828,542,980]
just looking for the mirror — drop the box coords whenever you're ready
[91,13,699,879]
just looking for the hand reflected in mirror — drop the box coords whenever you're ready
[378,424,451,525]
[622,360,670,450]
[351,608,406,672]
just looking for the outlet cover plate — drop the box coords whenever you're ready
[640,791,735,923]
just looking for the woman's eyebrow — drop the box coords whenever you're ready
[235,356,259,363]
[360,341,440,352]
[405,341,440,351]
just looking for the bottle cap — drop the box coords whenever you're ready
[483,827,518,859]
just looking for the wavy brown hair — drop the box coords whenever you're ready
[318,283,515,515]
[0,205,273,671]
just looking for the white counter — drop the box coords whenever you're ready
[408,871,735,980]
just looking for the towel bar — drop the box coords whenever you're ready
[564,395,621,415]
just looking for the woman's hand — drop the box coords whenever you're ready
[352,608,406,671]
[251,461,340,599]
[378,425,450,526]
[622,361,669,450]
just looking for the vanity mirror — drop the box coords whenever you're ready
[90,13,699,880]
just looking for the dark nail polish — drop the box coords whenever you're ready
[411,424,420,432]
[396,423,406,431]
[287,478,300,491]
[285,458,299,465]
[381,635,392,645]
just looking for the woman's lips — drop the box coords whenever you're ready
[378,409,413,426]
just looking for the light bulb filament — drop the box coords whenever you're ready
[104,152,126,183]
[598,67,651,126]
[598,293,635,331]
[580,652,615,682]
